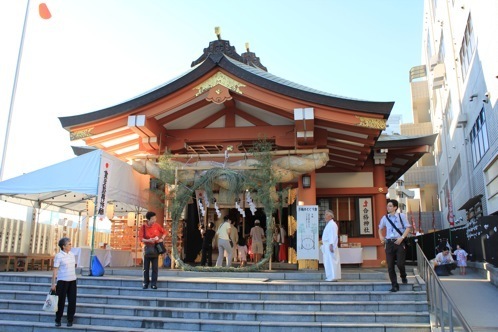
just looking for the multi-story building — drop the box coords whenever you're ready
[404,0,498,229]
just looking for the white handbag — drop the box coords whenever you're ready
[42,290,58,312]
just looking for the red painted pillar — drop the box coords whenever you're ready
[298,171,316,205]
[373,163,388,264]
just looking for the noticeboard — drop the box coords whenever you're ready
[296,205,319,260]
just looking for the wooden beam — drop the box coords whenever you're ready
[84,128,135,146]
[104,138,140,153]
[156,99,211,126]
[133,148,330,159]
[234,109,269,126]
[190,109,227,129]
[165,125,295,143]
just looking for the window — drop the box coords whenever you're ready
[426,31,433,69]
[449,155,462,189]
[318,197,370,238]
[438,33,446,64]
[470,107,489,167]
[444,93,453,132]
[459,14,476,80]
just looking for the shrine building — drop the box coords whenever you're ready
[59,32,436,268]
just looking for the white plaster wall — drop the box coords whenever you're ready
[316,172,373,189]
[362,246,377,260]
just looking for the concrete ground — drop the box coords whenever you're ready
[439,269,498,332]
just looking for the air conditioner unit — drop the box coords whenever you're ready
[432,63,446,89]
[429,55,440,70]
[457,113,467,125]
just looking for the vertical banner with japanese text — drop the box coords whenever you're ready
[296,205,319,259]
[96,155,112,220]
[358,197,373,235]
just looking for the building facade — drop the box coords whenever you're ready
[406,0,498,231]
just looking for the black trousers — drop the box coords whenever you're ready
[385,241,407,286]
[201,245,213,266]
[55,279,77,323]
[143,255,159,286]
[435,263,457,276]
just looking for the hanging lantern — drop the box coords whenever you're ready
[127,212,136,226]
[106,204,114,219]
[86,200,95,216]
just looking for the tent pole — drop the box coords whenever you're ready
[135,207,139,267]
[89,196,98,275]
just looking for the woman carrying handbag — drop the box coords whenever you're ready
[139,211,166,289]
[51,237,77,327]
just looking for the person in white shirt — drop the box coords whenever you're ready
[321,210,341,281]
[216,216,233,267]
[51,237,77,327]
[434,246,457,276]
[378,199,411,292]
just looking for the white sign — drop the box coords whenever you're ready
[296,205,319,260]
[96,156,112,220]
[359,197,373,235]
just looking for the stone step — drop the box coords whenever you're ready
[0,296,429,315]
[0,284,427,302]
[78,267,390,281]
[0,269,429,331]
[0,312,431,331]
[0,274,418,292]
[0,320,205,332]
[1,299,430,323]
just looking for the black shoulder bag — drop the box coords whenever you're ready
[142,225,159,257]
[385,214,411,247]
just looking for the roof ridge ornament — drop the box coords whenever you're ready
[191,27,244,67]
[241,41,268,72]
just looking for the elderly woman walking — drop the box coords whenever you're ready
[51,237,77,327]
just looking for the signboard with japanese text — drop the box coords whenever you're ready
[296,205,319,259]
[358,197,373,235]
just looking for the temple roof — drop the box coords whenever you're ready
[60,40,393,129]
[58,36,435,187]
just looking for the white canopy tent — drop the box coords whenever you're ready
[0,149,150,215]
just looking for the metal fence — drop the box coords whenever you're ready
[416,243,472,331]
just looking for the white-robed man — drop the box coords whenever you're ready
[321,209,341,281]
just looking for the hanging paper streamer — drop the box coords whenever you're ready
[198,199,205,218]
[214,201,221,218]
[246,191,257,215]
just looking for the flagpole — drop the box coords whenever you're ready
[0,0,31,181]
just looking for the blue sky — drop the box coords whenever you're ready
[0,0,423,181]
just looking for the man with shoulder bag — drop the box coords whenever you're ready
[378,199,411,292]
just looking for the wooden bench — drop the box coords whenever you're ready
[27,255,54,271]
[0,254,54,272]
[0,254,28,272]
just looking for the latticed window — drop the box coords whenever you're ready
[317,197,369,238]
[459,14,475,80]
[470,107,489,167]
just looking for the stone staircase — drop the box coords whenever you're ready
[0,268,430,331]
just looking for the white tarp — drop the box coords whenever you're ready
[0,149,149,214]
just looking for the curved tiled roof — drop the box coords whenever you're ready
[60,46,393,129]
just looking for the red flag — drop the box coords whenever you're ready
[432,196,436,230]
[39,3,51,19]
[447,189,455,226]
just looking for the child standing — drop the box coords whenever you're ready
[237,237,248,267]
[453,244,468,275]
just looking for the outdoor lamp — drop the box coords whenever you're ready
[302,174,311,188]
